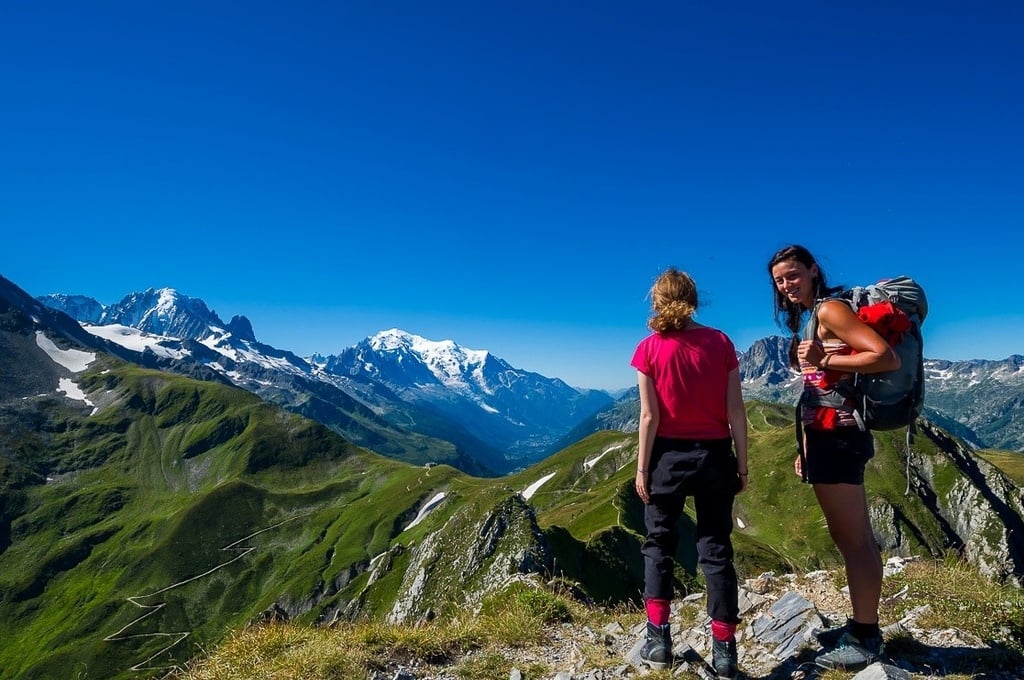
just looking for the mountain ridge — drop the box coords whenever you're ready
[34,284,1024,454]
[35,287,615,472]
[31,285,508,474]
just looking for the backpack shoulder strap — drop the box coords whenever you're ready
[804,296,850,341]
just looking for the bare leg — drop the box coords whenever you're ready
[814,483,882,624]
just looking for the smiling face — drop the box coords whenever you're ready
[771,258,819,309]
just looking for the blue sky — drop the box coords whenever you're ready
[2,2,1022,391]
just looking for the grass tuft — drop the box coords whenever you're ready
[177,581,590,680]
[883,555,1024,651]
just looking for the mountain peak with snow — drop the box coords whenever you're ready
[96,288,226,340]
[319,329,613,462]
[368,328,427,351]
[368,328,490,368]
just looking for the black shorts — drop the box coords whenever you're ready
[803,425,875,485]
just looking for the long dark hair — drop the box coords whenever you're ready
[767,244,842,366]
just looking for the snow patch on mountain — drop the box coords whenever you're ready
[404,492,447,531]
[35,332,96,372]
[85,324,188,360]
[522,472,556,500]
[197,335,305,374]
[586,441,627,471]
[925,363,954,381]
[58,377,96,413]
[155,289,177,313]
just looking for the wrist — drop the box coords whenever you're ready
[637,468,647,473]
[738,471,748,476]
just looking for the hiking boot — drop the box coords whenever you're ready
[711,637,738,679]
[814,630,884,671]
[812,617,852,648]
[640,621,672,669]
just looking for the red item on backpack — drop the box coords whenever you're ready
[857,301,912,346]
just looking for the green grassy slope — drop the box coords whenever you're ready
[0,363,462,680]
[507,401,1021,606]
[978,449,1024,485]
[3,361,1018,680]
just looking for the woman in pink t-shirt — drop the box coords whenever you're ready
[630,267,748,678]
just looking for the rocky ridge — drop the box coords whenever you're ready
[364,557,1023,680]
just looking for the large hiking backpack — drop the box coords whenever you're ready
[805,276,928,431]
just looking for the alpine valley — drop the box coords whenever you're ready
[2,273,1023,679]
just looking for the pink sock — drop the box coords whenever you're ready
[711,619,737,642]
[645,598,671,626]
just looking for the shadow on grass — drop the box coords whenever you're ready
[884,635,1024,678]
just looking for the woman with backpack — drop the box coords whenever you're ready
[631,267,748,678]
[767,244,900,671]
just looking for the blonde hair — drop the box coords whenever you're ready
[647,267,698,333]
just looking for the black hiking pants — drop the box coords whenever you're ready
[642,436,740,624]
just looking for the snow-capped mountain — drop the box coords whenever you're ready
[39,288,258,348]
[35,287,506,474]
[319,329,614,462]
[36,292,612,473]
[38,288,312,372]
[923,355,1024,451]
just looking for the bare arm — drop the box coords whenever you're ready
[726,366,749,493]
[635,371,659,504]
[801,299,900,373]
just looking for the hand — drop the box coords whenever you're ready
[794,453,803,478]
[635,470,650,504]
[736,472,748,494]
[798,339,825,368]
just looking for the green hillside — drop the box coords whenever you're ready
[521,401,1022,605]
[2,360,1020,679]
[978,449,1024,485]
[0,363,462,679]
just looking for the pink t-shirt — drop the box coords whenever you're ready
[630,326,739,439]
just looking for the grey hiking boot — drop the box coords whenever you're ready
[812,617,852,648]
[640,621,672,669]
[814,630,884,671]
[711,637,738,678]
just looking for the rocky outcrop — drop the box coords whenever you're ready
[362,557,1024,680]
[739,336,801,406]
[386,494,554,624]
[911,422,1024,585]
[867,420,1024,587]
